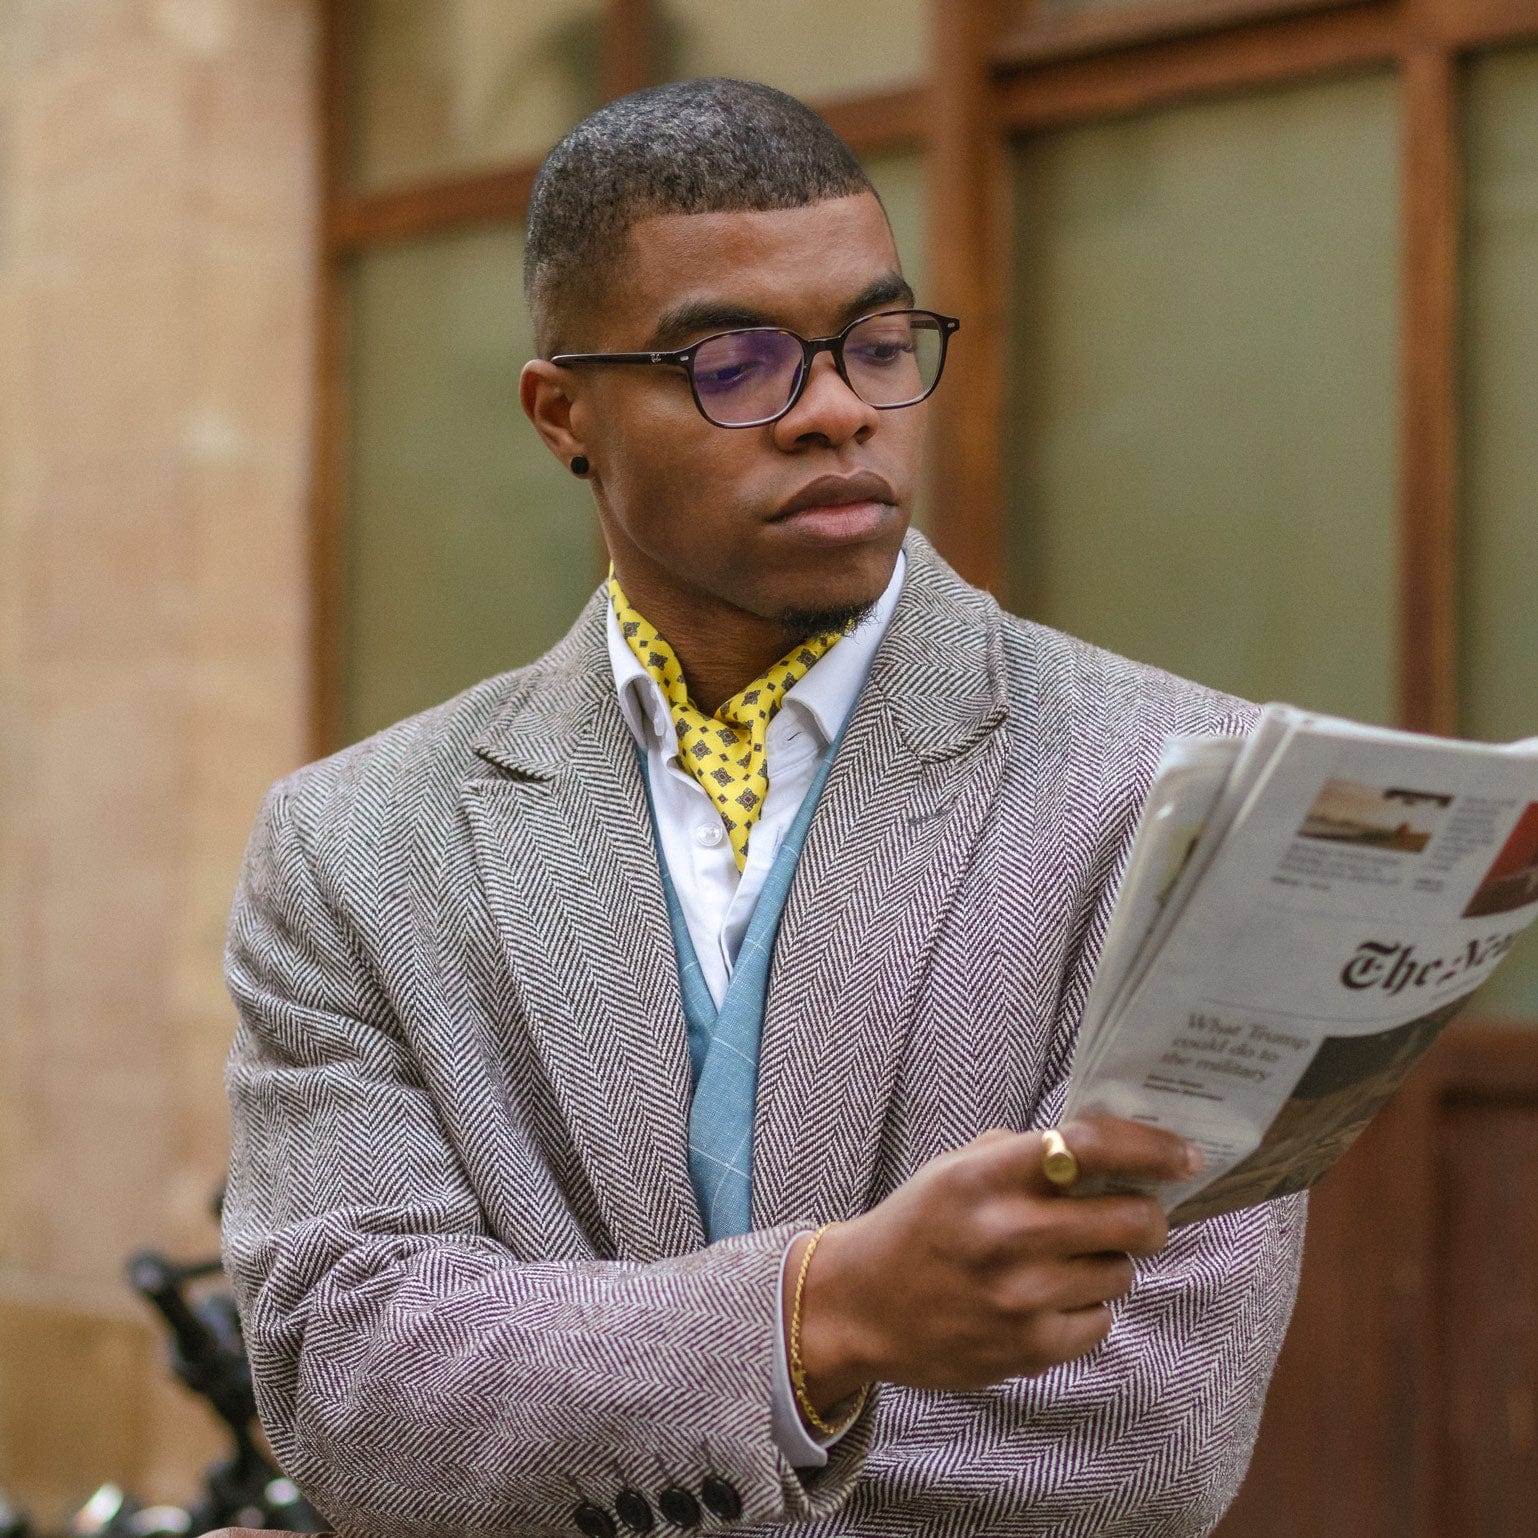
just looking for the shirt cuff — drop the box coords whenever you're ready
[770,1230,855,1469]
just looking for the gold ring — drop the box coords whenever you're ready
[1041,1128,1080,1187]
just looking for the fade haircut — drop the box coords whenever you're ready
[523,77,877,355]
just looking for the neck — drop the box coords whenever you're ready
[619,577,807,715]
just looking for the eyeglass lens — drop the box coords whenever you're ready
[690,311,945,426]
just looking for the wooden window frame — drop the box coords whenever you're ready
[315,0,1538,747]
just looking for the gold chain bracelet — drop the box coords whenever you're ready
[788,1221,871,1438]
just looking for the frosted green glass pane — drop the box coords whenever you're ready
[865,151,926,300]
[1461,47,1538,745]
[1006,73,1400,724]
[1459,46,1538,1020]
[345,0,603,189]
[1472,927,1538,1024]
[343,225,600,743]
[864,151,931,530]
[660,0,924,101]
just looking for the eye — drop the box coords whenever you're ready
[690,331,802,396]
[694,357,766,393]
[846,318,919,367]
[850,338,916,366]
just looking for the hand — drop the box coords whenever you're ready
[782,1116,1202,1416]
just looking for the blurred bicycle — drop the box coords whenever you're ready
[15,1195,327,1538]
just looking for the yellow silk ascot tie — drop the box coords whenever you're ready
[609,573,845,872]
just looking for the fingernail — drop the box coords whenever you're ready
[1184,1142,1205,1178]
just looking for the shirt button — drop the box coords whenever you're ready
[693,822,724,848]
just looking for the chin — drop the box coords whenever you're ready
[775,598,880,640]
[768,563,896,640]
[730,518,905,633]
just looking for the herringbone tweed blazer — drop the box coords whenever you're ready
[223,531,1304,1538]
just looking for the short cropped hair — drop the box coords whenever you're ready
[523,77,876,355]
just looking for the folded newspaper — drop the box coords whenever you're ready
[1063,704,1538,1225]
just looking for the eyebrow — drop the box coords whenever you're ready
[646,271,917,351]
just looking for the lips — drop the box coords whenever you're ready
[771,470,897,521]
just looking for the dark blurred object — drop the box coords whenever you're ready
[60,1250,324,1538]
[127,1255,253,1447]
[67,1483,192,1538]
[1,1488,31,1538]
[122,1251,323,1536]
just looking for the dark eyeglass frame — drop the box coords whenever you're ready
[549,308,961,428]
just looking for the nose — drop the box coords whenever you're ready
[769,350,878,451]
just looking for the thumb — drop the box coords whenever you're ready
[972,1126,1016,1146]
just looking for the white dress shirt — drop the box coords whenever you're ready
[605,552,905,1468]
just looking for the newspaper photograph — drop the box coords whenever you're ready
[1061,704,1538,1224]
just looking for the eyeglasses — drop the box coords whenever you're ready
[550,308,960,428]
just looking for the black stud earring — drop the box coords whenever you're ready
[570,455,590,477]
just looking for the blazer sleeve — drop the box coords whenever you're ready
[993,679,1305,1535]
[1017,1175,1306,1535]
[221,785,875,1538]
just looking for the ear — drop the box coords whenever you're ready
[520,359,589,470]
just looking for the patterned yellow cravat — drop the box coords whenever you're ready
[609,573,845,872]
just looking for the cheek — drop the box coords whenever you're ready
[613,373,704,458]
[890,399,930,464]
[601,405,756,555]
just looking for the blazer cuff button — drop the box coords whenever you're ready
[614,1487,655,1532]
[699,1478,742,1521]
[657,1486,702,1527]
[574,1501,617,1538]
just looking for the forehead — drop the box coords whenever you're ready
[614,192,903,335]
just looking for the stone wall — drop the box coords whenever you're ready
[0,0,317,1518]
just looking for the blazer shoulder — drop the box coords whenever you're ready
[997,608,1260,743]
[259,584,612,829]
[896,532,1255,746]
[256,663,544,847]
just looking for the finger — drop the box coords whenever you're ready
[951,1187,1165,1271]
[986,1251,1137,1317]
[975,1116,1201,1195]
[1052,1193,1170,1259]
[971,1127,1016,1147]
[993,1190,1169,1262]
[1041,1253,1138,1313]
[1060,1115,1203,1184]
[1017,1302,1115,1372]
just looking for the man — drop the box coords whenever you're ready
[223,78,1302,1538]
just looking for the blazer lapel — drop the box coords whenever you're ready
[752,534,1010,1229]
[463,594,705,1260]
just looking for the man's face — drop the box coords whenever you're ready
[559,192,925,630]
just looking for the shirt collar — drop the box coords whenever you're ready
[606,549,907,756]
